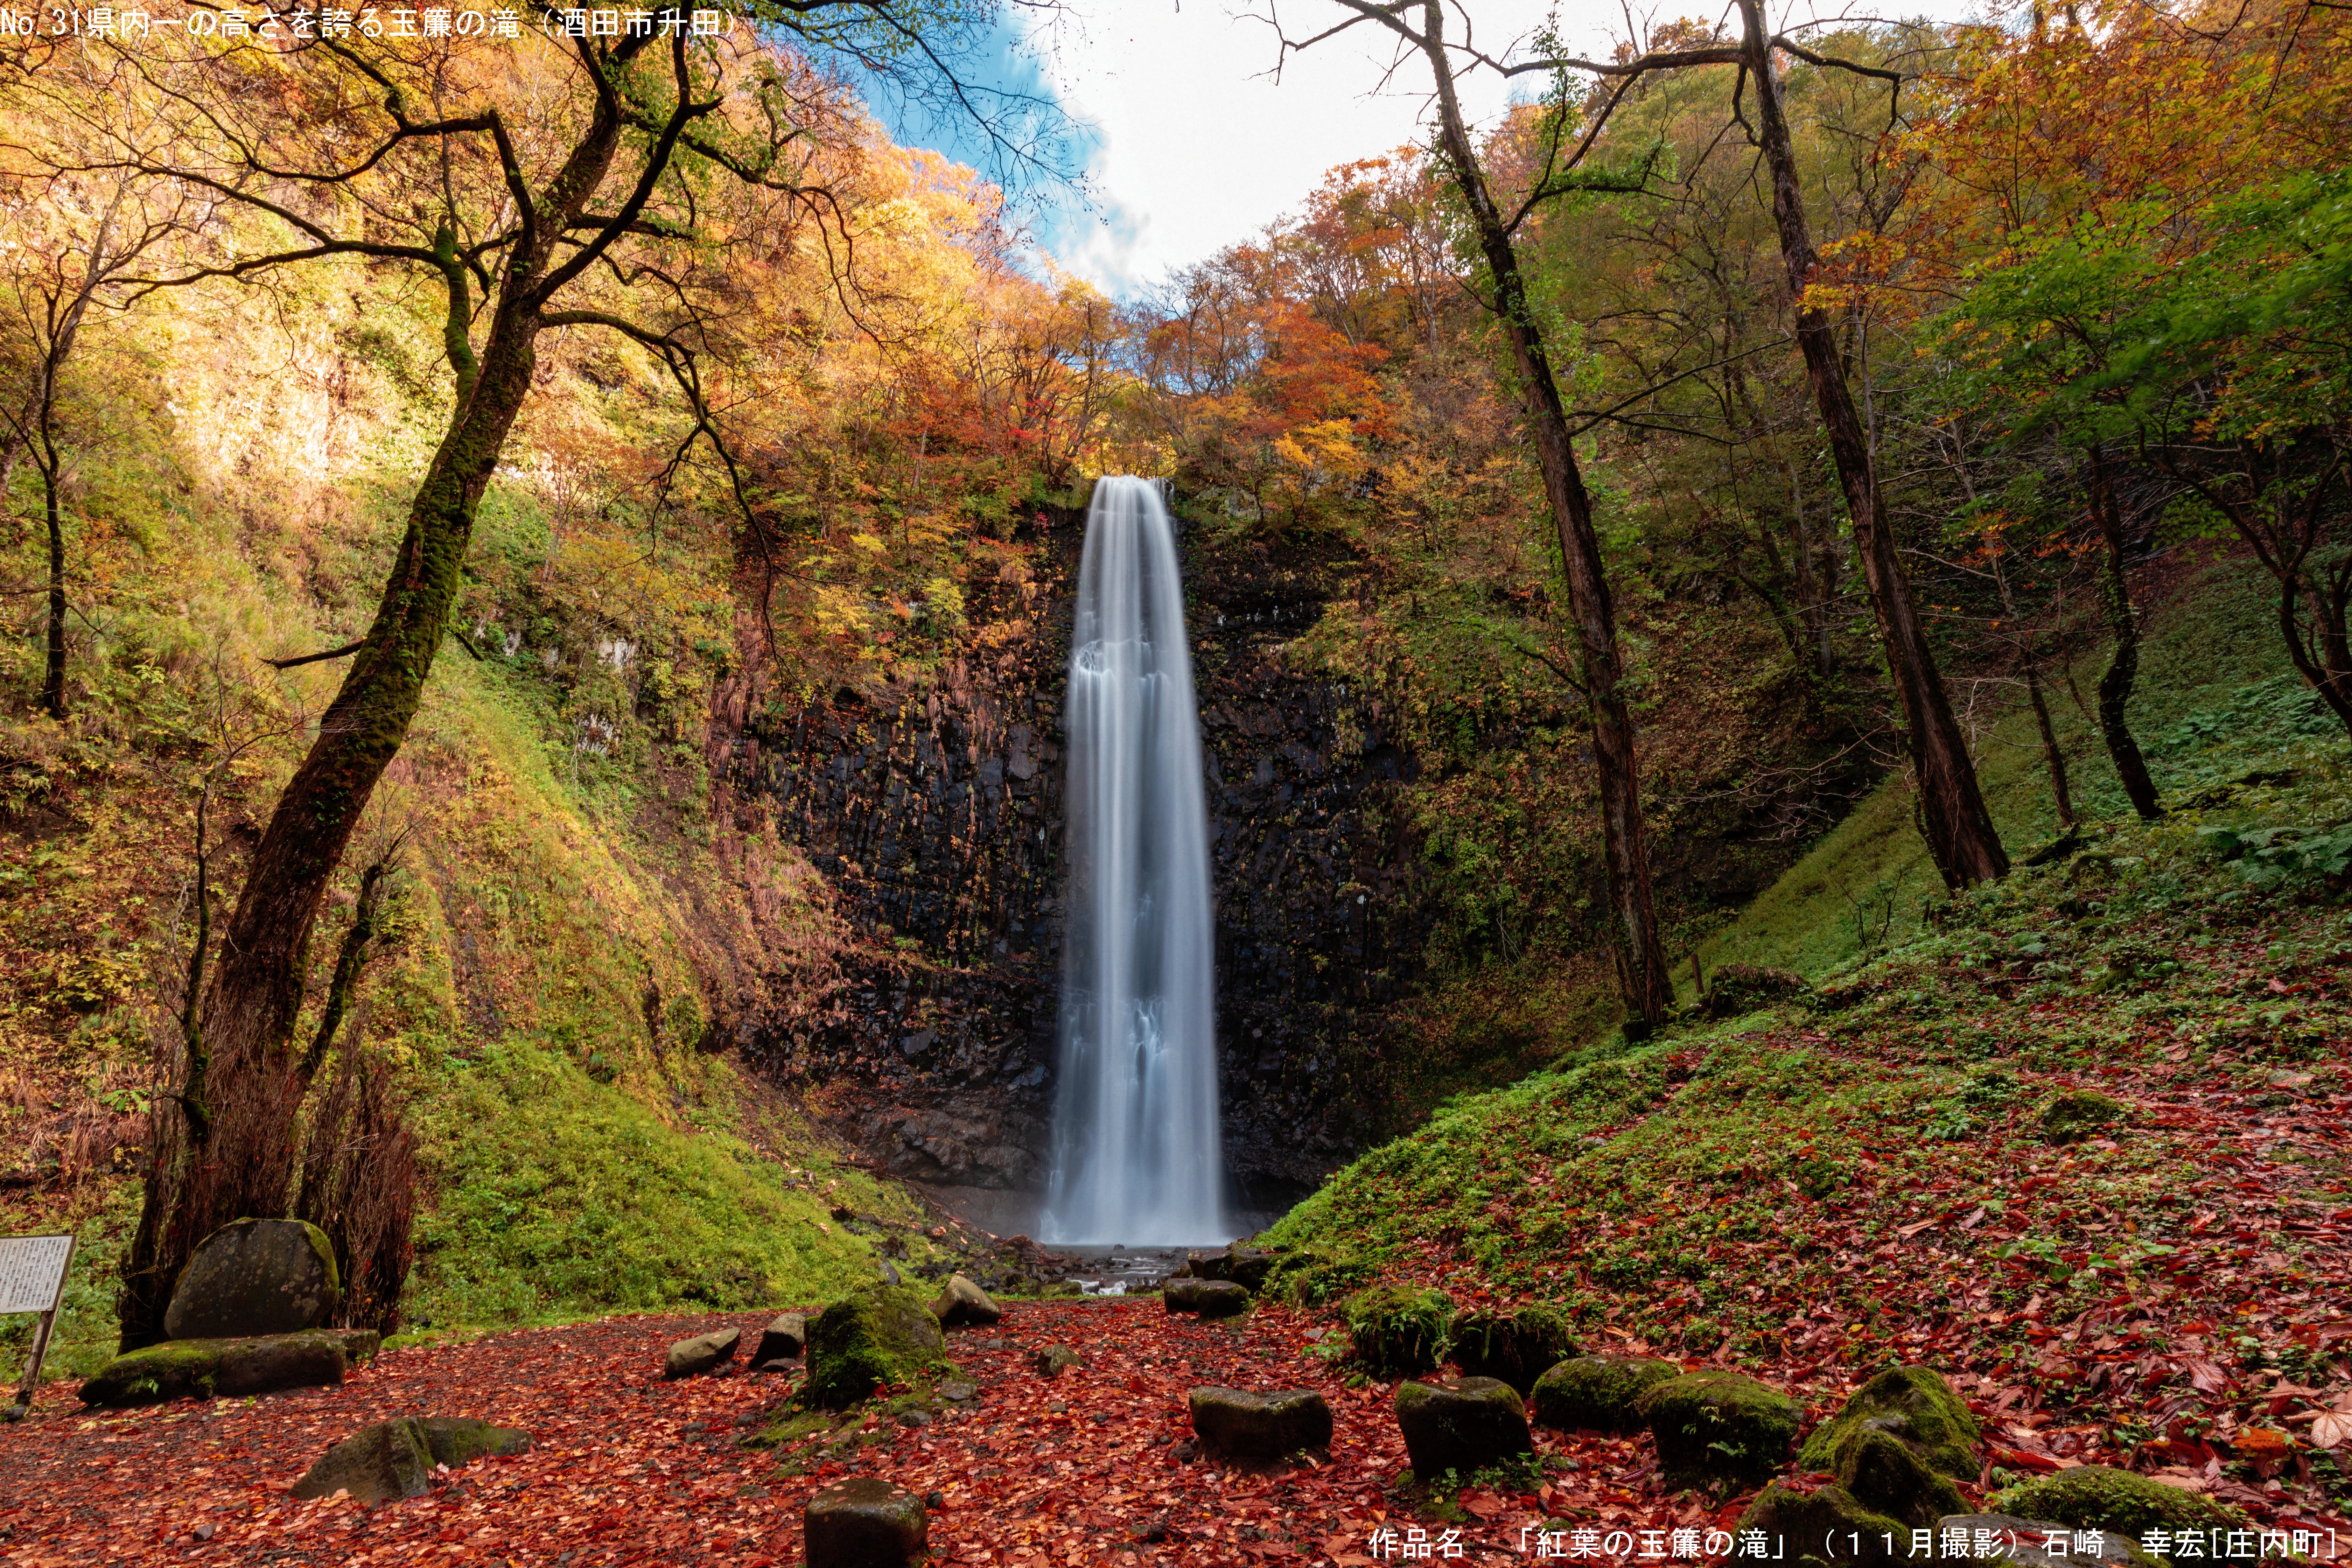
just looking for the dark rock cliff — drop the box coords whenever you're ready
[723,498,1428,1231]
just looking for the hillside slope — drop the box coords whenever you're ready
[1264,619,2352,1522]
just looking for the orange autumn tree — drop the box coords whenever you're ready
[1903,0,2352,744]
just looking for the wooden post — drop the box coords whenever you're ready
[2,1232,76,1421]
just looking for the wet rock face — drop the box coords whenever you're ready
[726,503,1429,1200]
[728,518,1075,1195]
[1187,526,1430,1189]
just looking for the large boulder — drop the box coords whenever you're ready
[754,1313,808,1365]
[1394,1377,1534,1482]
[1799,1366,1981,1481]
[806,1284,946,1406]
[1188,1388,1333,1462]
[665,1328,741,1379]
[1340,1284,1452,1379]
[1834,1428,1968,1527]
[1531,1354,1679,1432]
[1989,1466,2240,1541]
[1193,1280,1251,1319]
[1184,1248,1275,1292]
[1448,1307,1580,1395]
[805,1475,928,1568]
[1737,1483,1909,1567]
[1637,1371,1802,1490]
[929,1274,1001,1328]
[80,1332,345,1407]
[164,1218,340,1340]
[1163,1278,1212,1312]
[290,1416,531,1504]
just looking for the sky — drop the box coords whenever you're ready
[861,1,1990,301]
[1016,0,1583,296]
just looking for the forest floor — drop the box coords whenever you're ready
[5,1297,1635,1568]
[5,1155,2351,1568]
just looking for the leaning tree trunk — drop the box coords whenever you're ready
[115,306,543,1348]
[2088,449,2160,818]
[1736,0,2008,889]
[1415,0,1673,1022]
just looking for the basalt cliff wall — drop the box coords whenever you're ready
[716,500,1427,1231]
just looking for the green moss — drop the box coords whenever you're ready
[1636,1371,1803,1491]
[1799,1366,1982,1480]
[1738,1483,1910,1567]
[1447,1306,1580,1394]
[2040,1090,2127,1146]
[1339,1284,1452,1379]
[805,1283,946,1407]
[1990,1465,2242,1540]
[1836,1429,1969,1526]
[1530,1354,1680,1433]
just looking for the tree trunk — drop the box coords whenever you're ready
[2024,660,2075,830]
[1415,0,1672,1022]
[41,459,66,720]
[2088,449,2160,818]
[115,311,541,1349]
[1736,0,2008,889]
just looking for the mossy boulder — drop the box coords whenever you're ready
[291,1416,532,1503]
[1990,1466,2239,1541]
[1339,1284,1452,1378]
[1193,1280,1251,1318]
[1394,1377,1533,1481]
[2041,1090,2126,1146]
[80,1332,345,1407]
[1531,1354,1680,1432]
[1835,1429,1969,1526]
[1188,1387,1333,1461]
[805,1283,946,1406]
[164,1218,340,1340]
[1637,1370,1802,1490]
[1799,1366,1982,1482]
[1737,1483,1909,1567]
[1447,1306,1580,1395]
[1702,963,1808,1018]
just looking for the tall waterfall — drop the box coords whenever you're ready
[1041,477,1225,1245]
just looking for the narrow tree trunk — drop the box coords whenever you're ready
[1415,0,1672,1021]
[40,459,66,720]
[2088,449,2160,818]
[1736,0,2008,889]
[1990,540,2073,829]
[2024,661,2075,830]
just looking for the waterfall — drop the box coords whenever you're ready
[1042,477,1225,1245]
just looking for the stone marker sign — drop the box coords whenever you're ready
[2,1232,76,1420]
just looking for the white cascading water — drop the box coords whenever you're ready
[1041,476,1226,1245]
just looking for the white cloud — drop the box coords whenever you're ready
[1006,1,1989,298]
[1021,1,1589,296]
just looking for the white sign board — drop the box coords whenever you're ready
[0,1234,72,1315]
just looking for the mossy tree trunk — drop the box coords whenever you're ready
[117,45,653,1347]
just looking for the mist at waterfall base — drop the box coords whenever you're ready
[1040,477,1228,1247]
